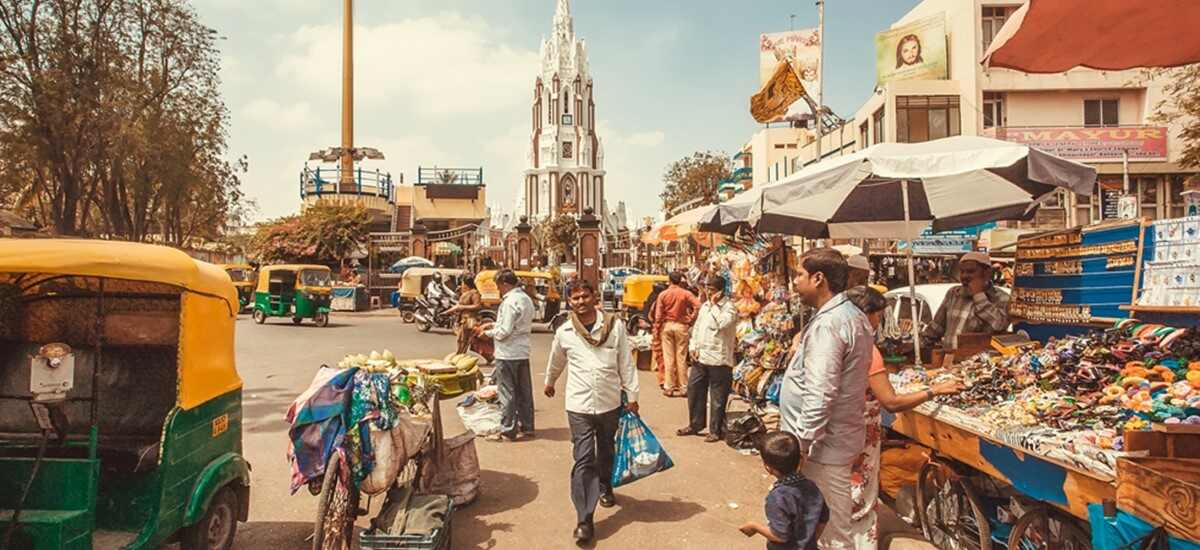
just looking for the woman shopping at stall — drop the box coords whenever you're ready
[844,286,963,548]
[445,275,483,355]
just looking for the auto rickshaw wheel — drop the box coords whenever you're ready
[315,312,330,327]
[180,486,238,550]
[314,452,359,550]
[401,310,415,323]
[292,316,304,325]
[252,309,266,324]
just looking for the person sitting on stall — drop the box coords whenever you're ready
[921,251,1011,352]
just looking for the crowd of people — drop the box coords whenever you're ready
[440,247,1011,548]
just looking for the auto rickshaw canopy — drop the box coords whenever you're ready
[398,267,465,299]
[476,270,555,303]
[623,274,669,309]
[0,239,241,410]
[255,264,332,293]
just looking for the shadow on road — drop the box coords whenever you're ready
[592,496,705,542]
[242,387,301,434]
[452,470,540,549]
[235,520,316,548]
[531,426,572,442]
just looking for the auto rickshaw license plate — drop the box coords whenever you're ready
[212,414,229,438]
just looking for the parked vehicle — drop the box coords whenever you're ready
[218,263,255,312]
[880,283,1012,340]
[621,274,670,317]
[0,239,250,550]
[252,264,333,327]
[475,270,560,324]
[602,267,643,310]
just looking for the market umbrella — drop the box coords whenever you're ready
[389,256,433,272]
[982,0,1200,72]
[750,135,1096,363]
[641,204,717,245]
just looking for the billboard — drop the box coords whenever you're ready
[759,28,821,122]
[875,14,948,86]
[989,126,1169,162]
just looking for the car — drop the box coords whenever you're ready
[880,283,1012,341]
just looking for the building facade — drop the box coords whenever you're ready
[787,0,1196,230]
[523,0,606,224]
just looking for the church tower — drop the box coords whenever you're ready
[523,0,605,223]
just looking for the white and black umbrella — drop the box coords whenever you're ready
[745,136,1096,364]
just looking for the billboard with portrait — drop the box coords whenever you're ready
[875,14,948,86]
[759,28,821,122]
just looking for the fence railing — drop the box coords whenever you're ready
[300,166,397,202]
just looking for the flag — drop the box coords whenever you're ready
[750,60,806,124]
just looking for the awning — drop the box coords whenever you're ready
[432,242,463,255]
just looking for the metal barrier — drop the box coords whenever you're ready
[300,166,397,202]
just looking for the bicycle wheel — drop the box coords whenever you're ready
[313,452,360,550]
[916,460,992,550]
[1007,507,1090,550]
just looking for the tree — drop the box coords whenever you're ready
[435,169,459,185]
[0,0,245,242]
[659,151,731,215]
[1152,65,1200,168]
[248,204,372,265]
[531,214,578,264]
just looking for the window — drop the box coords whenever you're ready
[872,108,885,144]
[1139,177,1159,219]
[1084,99,1119,127]
[561,113,573,125]
[1074,186,1094,226]
[896,96,961,143]
[982,6,1015,51]
[1168,175,1188,218]
[983,92,1005,129]
[563,142,573,159]
[860,121,870,147]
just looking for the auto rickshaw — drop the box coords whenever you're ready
[0,239,250,550]
[218,264,255,312]
[475,270,560,324]
[251,264,332,327]
[622,274,669,316]
[394,267,466,324]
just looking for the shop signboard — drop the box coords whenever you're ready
[1100,180,1123,220]
[899,222,994,254]
[988,126,1169,162]
[875,14,948,86]
[759,28,821,122]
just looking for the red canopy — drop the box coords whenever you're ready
[982,0,1200,73]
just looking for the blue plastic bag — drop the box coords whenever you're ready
[610,409,674,488]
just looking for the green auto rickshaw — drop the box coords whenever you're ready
[251,264,332,327]
[0,239,250,550]
[218,264,255,313]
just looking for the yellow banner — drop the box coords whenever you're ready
[750,61,806,124]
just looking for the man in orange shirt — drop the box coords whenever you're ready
[653,271,700,397]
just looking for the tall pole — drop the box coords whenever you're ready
[814,0,825,162]
[340,0,354,187]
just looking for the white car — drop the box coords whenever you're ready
[881,283,1011,340]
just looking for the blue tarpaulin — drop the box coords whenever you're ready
[1088,505,1200,550]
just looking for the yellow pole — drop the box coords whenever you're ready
[340,0,354,188]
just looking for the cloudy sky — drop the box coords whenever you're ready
[195,0,915,225]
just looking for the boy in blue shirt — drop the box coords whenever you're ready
[739,431,829,550]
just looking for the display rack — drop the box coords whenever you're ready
[1011,219,1148,340]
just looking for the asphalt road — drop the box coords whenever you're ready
[228,311,933,550]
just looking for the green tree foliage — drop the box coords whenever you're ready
[531,214,578,263]
[1152,65,1200,169]
[249,204,372,265]
[0,0,245,242]
[659,151,731,215]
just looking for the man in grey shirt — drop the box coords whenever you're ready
[780,248,874,550]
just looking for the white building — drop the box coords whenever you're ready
[522,0,606,223]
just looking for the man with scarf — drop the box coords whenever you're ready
[545,279,640,545]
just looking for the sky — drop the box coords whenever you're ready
[194,0,917,226]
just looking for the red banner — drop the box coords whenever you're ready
[989,126,1168,162]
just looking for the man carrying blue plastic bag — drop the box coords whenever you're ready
[545,279,641,545]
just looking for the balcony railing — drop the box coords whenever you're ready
[417,166,484,186]
[982,125,1169,163]
[731,166,752,181]
[300,166,397,203]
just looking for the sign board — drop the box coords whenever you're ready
[989,126,1168,162]
[875,14,948,86]
[1100,180,1123,220]
[1118,195,1139,220]
[759,28,821,122]
[909,237,975,254]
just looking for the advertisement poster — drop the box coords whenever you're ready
[759,28,821,122]
[875,14,948,86]
[988,126,1169,162]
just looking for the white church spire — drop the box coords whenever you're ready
[554,0,573,38]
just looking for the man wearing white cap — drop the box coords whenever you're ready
[846,255,871,288]
[922,251,1010,350]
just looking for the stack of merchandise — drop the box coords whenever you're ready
[893,322,1200,477]
[1139,216,1200,307]
[732,299,794,404]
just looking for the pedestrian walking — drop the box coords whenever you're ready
[653,271,699,397]
[644,281,668,388]
[779,249,875,549]
[478,269,535,441]
[544,279,640,545]
[738,431,829,550]
[677,274,737,442]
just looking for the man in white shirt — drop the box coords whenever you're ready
[479,269,535,441]
[678,274,738,443]
[545,280,640,544]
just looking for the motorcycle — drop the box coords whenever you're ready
[413,280,458,333]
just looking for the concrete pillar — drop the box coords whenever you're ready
[577,207,601,288]
[516,216,533,269]
[340,0,355,190]
[411,222,428,259]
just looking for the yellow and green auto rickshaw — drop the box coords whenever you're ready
[0,239,249,550]
[622,274,670,315]
[217,264,255,312]
[251,264,332,327]
[475,270,559,324]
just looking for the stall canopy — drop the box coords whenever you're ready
[982,0,1200,72]
[641,204,717,245]
[750,136,1096,240]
